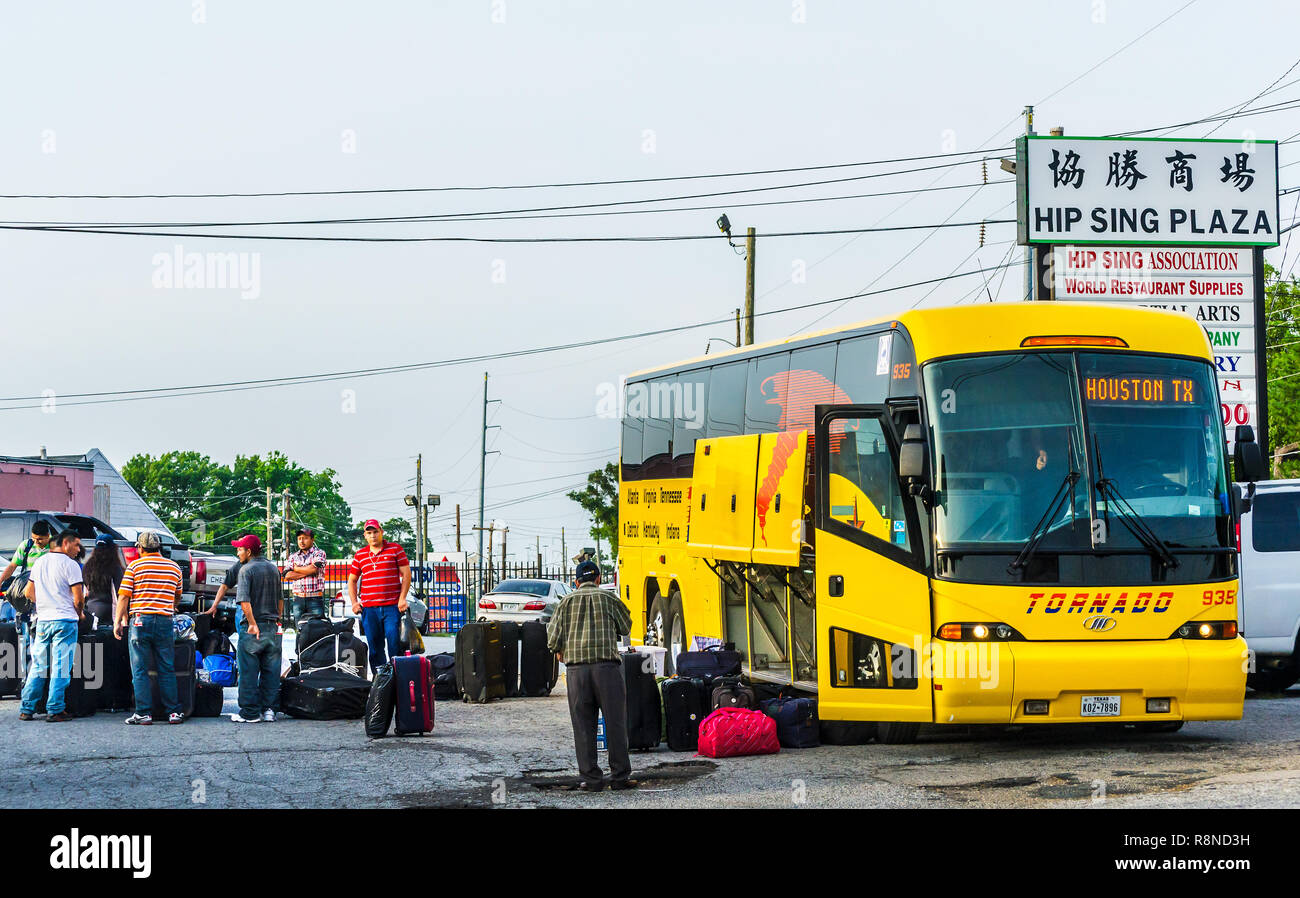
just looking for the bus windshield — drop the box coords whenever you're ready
[924,351,1232,584]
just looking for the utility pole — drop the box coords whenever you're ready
[473,521,506,592]
[561,526,566,571]
[1023,105,1036,302]
[415,454,423,600]
[501,527,508,579]
[266,487,273,555]
[536,535,542,577]
[734,308,741,349]
[477,373,501,599]
[743,228,756,344]
[281,489,290,564]
[455,504,462,552]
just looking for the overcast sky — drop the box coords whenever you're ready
[2,0,1297,564]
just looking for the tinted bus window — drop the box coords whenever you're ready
[641,377,674,478]
[673,370,709,476]
[620,399,644,481]
[1253,492,1300,553]
[745,352,791,434]
[784,343,841,433]
[834,333,891,405]
[706,361,747,439]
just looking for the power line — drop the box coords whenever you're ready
[0,260,1018,412]
[1204,55,1300,137]
[0,146,1009,200]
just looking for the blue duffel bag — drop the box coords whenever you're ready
[759,696,820,748]
[200,652,238,688]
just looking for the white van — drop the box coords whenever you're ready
[1237,479,1300,690]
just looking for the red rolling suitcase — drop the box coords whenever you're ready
[392,652,433,735]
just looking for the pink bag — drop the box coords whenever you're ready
[697,707,780,758]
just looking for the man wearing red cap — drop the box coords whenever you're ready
[347,520,410,672]
[229,534,285,723]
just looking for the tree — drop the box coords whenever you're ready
[1264,263,1300,478]
[567,462,619,557]
[123,451,354,557]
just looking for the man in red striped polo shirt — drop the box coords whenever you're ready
[347,520,411,672]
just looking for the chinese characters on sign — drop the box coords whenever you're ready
[1019,137,1280,247]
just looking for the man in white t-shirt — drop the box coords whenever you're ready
[19,530,85,722]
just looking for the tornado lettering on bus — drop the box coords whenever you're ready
[755,430,802,545]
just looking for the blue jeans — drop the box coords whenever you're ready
[20,619,78,715]
[236,620,282,717]
[129,613,179,717]
[361,604,401,672]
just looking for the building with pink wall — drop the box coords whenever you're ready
[0,455,95,514]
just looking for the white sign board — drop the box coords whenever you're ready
[1054,245,1259,450]
[1020,136,1279,247]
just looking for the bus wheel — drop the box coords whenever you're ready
[646,595,668,661]
[875,722,920,744]
[819,721,876,745]
[667,592,686,676]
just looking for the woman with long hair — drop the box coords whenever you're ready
[82,535,124,627]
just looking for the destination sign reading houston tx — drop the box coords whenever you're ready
[1021,136,1280,247]
[1084,376,1196,404]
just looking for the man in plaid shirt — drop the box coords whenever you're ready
[283,528,328,623]
[547,560,636,792]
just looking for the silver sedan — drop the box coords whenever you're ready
[476,579,570,624]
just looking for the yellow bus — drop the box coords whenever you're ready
[617,302,1246,742]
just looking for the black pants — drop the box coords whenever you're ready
[565,660,631,786]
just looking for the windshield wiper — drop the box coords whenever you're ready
[1007,469,1080,575]
[1093,436,1179,570]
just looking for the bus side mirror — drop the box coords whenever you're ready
[1233,425,1267,484]
[898,423,931,503]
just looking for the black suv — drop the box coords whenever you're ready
[0,511,193,595]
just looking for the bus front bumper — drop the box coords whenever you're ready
[930,637,1247,725]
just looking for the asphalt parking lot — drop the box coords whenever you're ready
[4,634,1300,809]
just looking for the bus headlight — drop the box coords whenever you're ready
[1171,620,1238,639]
[936,622,1024,641]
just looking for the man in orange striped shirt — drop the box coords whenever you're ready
[114,531,185,725]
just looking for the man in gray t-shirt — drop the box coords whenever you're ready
[228,535,283,723]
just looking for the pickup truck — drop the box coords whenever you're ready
[0,511,194,598]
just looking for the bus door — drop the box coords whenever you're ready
[814,404,933,724]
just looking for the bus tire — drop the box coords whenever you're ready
[875,722,920,744]
[666,592,686,677]
[819,721,876,745]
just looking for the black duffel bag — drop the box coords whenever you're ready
[675,643,743,678]
[364,663,396,737]
[280,669,371,720]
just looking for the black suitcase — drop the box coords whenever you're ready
[365,662,396,737]
[430,652,458,700]
[622,651,661,750]
[519,620,558,697]
[710,676,757,711]
[675,644,744,678]
[281,669,370,720]
[150,639,196,718]
[298,631,369,677]
[296,617,352,652]
[193,682,225,718]
[0,621,22,697]
[33,636,97,718]
[499,621,522,697]
[85,627,134,712]
[662,676,709,751]
[455,621,506,703]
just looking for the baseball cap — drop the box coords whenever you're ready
[362,519,382,531]
[95,533,116,546]
[295,527,314,537]
[231,534,262,552]
[135,530,162,551]
[575,560,600,584]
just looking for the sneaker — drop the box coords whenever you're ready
[168,713,185,724]
[46,712,72,723]
[18,712,34,721]
[125,713,152,726]
[260,709,276,722]
[610,778,640,791]
[229,713,260,723]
